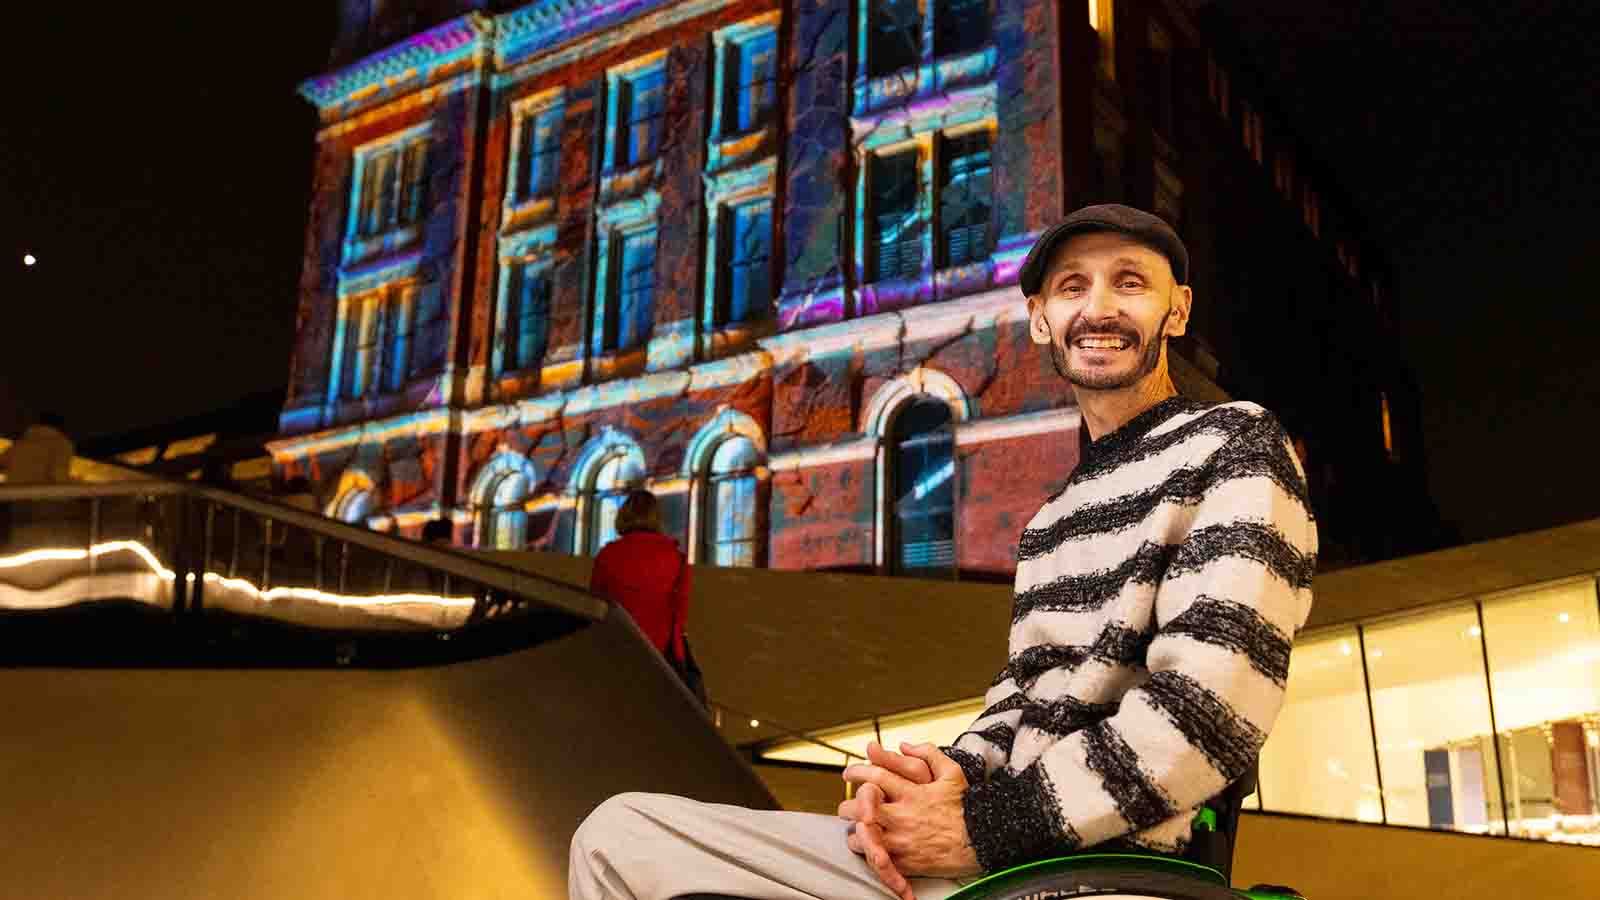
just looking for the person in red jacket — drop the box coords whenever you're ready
[587,489,696,685]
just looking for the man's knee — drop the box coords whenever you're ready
[573,792,671,855]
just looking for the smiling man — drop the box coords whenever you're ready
[568,204,1318,900]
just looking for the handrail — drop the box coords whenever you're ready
[0,481,608,622]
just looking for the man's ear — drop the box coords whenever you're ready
[1165,285,1193,338]
[1027,296,1052,346]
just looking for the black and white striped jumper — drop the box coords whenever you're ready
[947,397,1317,873]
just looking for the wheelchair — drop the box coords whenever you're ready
[686,765,1304,900]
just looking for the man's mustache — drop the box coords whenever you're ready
[1065,318,1142,346]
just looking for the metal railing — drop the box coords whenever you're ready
[0,481,607,666]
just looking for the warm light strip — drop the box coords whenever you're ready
[1,541,474,612]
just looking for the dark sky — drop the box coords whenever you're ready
[2,1,1597,544]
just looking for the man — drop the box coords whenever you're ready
[569,204,1317,900]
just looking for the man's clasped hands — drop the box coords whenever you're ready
[839,741,984,900]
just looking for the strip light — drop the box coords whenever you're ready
[0,541,475,612]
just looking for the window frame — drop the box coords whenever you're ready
[591,191,661,362]
[345,123,433,264]
[935,126,994,271]
[330,280,419,403]
[604,53,668,174]
[493,226,558,379]
[503,88,565,232]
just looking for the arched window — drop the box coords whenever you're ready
[471,453,539,550]
[333,488,376,525]
[703,436,763,567]
[481,470,531,549]
[890,398,956,578]
[326,469,379,527]
[585,451,645,553]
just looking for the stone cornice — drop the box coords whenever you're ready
[299,14,494,114]
[494,0,739,77]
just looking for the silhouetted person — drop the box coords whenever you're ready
[420,518,454,547]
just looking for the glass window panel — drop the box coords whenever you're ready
[869,0,922,78]
[732,31,778,132]
[935,0,990,59]
[940,131,992,269]
[711,436,762,474]
[1365,606,1505,834]
[505,264,550,372]
[1482,580,1600,841]
[1258,628,1383,821]
[520,107,562,200]
[892,400,955,577]
[622,68,665,166]
[724,201,772,325]
[400,139,429,225]
[383,288,414,394]
[872,151,922,282]
[617,228,656,351]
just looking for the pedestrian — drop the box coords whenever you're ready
[569,204,1317,900]
[587,489,704,704]
[420,518,454,547]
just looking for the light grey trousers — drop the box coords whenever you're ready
[568,792,967,900]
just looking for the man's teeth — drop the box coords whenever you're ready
[1076,337,1130,350]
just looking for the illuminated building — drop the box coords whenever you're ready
[269,0,1426,574]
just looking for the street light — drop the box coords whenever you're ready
[22,253,36,267]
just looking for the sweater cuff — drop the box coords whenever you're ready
[961,766,1076,873]
[941,746,988,787]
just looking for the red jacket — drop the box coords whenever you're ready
[588,529,690,658]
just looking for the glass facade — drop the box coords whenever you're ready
[759,576,1600,847]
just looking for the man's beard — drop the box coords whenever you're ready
[1047,307,1172,391]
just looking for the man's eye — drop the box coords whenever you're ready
[1119,279,1144,289]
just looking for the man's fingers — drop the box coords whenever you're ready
[901,742,965,784]
[853,821,914,900]
[843,763,917,799]
[856,783,884,825]
[867,741,935,785]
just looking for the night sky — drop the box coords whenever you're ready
[1,1,1596,545]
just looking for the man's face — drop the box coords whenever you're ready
[1025,231,1192,392]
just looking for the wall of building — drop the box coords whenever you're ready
[270,0,1421,574]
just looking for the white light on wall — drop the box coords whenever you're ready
[22,253,36,266]
[1558,612,1571,623]
[749,719,761,728]
[1469,625,1482,637]
[1340,642,1352,656]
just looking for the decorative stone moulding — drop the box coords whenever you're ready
[300,14,494,117]
[495,0,740,75]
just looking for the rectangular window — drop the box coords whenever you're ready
[503,264,551,372]
[1481,581,1600,834]
[617,66,665,168]
[934,0,990,59]
[1303,185,1321,235]
[1364,607,1505,833]
[727,30,778,133]
[356,135,430,239]
[341,296,378,400]
[710,474,759,566]
[869,0,922,78]
[1088,0,1116,80]
[1274,151,1295,199]
[939,130,992,269]
[604,227,656,352]
[515,105,563,202]
[720,200,772,326]
[1241,105,1265,165]
[1206,53,1231,120]
[871,150,923,282]
[381,287,415,394]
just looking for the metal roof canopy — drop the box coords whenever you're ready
[487,516,1600,744]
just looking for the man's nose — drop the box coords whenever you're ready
[1082,278,1120,321]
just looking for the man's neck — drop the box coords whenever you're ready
[1072,368,1180,441]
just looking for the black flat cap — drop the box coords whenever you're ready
[1018,203,1189,295]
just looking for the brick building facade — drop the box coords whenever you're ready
[268,0,1421,577]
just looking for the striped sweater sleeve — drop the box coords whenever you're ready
[961,412,1317,872]
[941,669,1028,785]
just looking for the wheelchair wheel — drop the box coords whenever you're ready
[945,853,1241,900]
